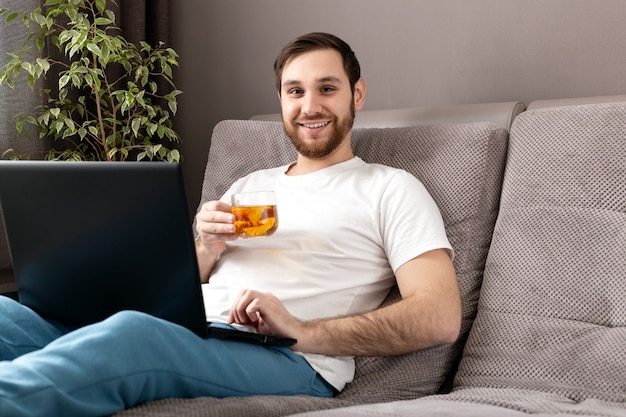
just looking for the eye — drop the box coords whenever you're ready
[321,86,336,94]
[288,88,304,97]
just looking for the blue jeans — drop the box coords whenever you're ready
[0,296,333,417]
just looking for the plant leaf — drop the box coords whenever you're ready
[5,11,18,23]
[94,17,112,26]
[59,74,70,89]
[168,100,178,115]
[95,0,107,14]
[131,118,140,137]
[169,149,181,162]
[35,58,50,73]
[86,43,102,56]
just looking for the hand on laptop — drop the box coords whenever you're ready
[228,289,301,346]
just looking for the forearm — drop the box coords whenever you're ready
[195,238,220,283]
[295,293,460,357]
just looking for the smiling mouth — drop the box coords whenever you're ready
[299,121,330,129]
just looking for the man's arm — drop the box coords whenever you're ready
[297,248,460,355]
[229,248,461,356]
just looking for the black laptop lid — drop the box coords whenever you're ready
[0,161,208,337]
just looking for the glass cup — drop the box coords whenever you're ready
[230,191,278,238]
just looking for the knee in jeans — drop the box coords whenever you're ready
[102,310,161,339]
[0,294,21,310]
[0,295,32,322]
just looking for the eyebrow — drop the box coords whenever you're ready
[281,75,344,89]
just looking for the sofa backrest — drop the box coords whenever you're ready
[453,102,626,402]
[199,118,509,402]
[527,94,626,110]
[251,101,526,131]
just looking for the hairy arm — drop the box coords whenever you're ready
[229,248,462,356]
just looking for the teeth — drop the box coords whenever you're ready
[302,121,329,129]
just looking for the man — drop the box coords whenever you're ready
[196,31,460,392]
[0,32,460,416]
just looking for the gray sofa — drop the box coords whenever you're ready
[1,96,624,416]
[111,96,625,416]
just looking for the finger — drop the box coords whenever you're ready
[245,304,261,325]
[256,315,270,334]
[195,202,237,237]
[200,200,232,213]
[197,211,235,229]
[228,290,256,325]
[197,221,236,236]
[197,201,234,224]
[227,291,245,324]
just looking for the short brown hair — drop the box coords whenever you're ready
[274,32,361,94]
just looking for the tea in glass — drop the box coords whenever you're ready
[231,191,278,238]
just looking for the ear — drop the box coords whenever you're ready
[353,78,366,111]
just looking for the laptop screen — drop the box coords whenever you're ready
[0,161,208,337]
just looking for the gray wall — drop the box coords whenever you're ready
[170,0,626,212]
[0,0,46,159]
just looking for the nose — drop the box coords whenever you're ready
[301,93,322,116]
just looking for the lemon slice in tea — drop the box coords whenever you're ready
[242,217,276,237]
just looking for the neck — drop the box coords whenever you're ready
[286,148,354,176]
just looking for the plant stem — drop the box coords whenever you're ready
[91,49,110,161]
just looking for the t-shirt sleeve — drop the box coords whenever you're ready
[379,170,453,272]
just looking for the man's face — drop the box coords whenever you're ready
[279,49,364,159]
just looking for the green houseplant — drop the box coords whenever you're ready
[0,0,182,161]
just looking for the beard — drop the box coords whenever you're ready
[283,102,355,159]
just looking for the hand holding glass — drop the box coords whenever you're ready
[231,191,278,238]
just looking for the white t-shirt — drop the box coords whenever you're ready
[202,157,452,391]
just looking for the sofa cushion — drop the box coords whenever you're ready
[291,387,626,417]
[453,102,626,402]
[198,120,297,204]
[337,122,508,402]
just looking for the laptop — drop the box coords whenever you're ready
[0,161,295,347]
